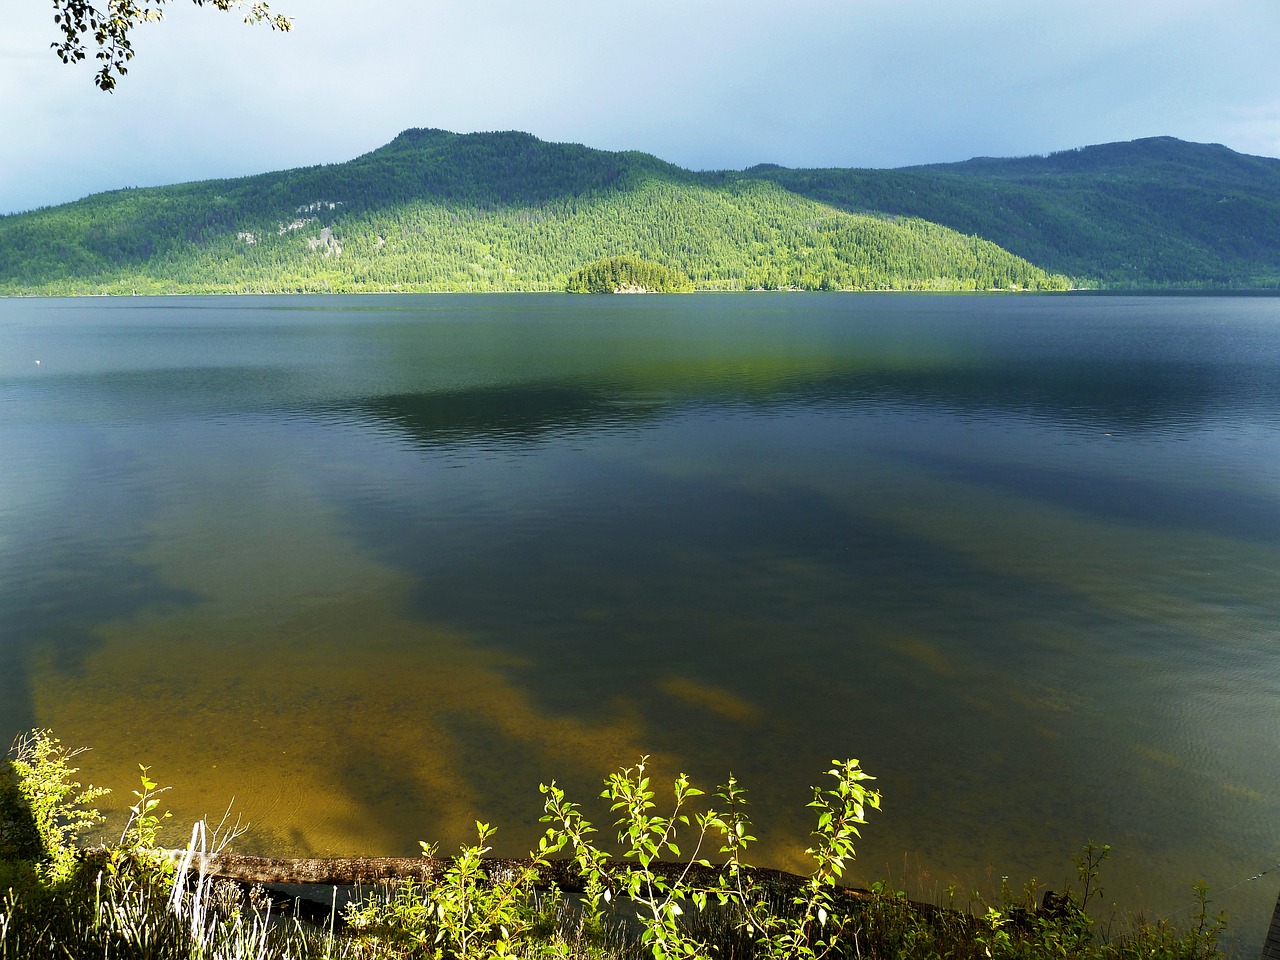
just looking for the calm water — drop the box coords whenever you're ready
[2,293,1278,943]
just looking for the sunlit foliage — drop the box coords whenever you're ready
[0,129,1071,295]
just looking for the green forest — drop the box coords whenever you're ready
[0,129,1066,295]
[566,255,694,293]
[741,136,1280,287]
[1,128,1277,295]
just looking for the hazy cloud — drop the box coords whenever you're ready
[2,0,1279,213]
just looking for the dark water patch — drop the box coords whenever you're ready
[898,449,1280,544]
[819,358,1272,431]
[0,430,204,736]
[334,384,663,448]
[325,437,1150,702]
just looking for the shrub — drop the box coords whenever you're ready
[2,729,109,885]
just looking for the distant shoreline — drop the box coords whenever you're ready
[10,286,1280,301]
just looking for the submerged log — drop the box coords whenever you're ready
[143,849,875,905]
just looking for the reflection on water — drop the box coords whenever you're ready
[1,293,1278,947]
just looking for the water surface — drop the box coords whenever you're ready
[1,293,1277,944]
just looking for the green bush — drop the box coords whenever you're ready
[1,729,109,886]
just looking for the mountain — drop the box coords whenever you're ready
[0,130,1275,295]
[0,128,1066,295]
[739,136,1280,286]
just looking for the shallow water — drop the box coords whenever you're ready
[2,293,1277,946]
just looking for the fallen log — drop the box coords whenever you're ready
[143,849,874,905]
[80,845,968,932]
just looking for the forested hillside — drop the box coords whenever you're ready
[0,129,1067,295]
[742,137,1280,287]
[3,130,1274,294]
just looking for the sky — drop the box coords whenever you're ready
[2,0,1280,215]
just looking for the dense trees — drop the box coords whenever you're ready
[0,128,1089,294]
[50,0,291,90]
[566,256,693,293]
[744,136,1280,287]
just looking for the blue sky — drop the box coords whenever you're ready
[3,0,1279,215]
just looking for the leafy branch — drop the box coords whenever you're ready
[49,0,292,91]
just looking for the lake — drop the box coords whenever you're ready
[1,292,1277,944]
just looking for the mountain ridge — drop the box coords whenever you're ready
[1,129,1276,293]
[742,135,1280,285]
